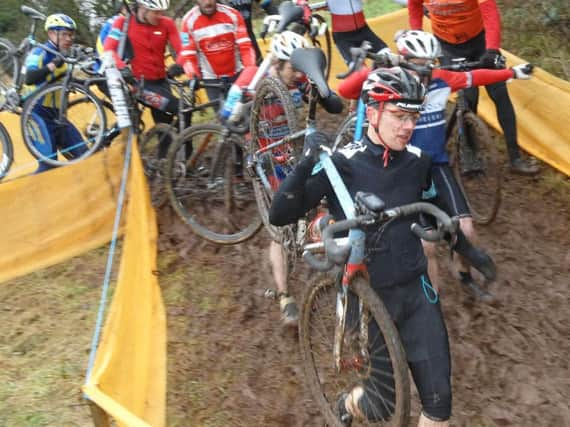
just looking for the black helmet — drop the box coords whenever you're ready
[362,67,426,112]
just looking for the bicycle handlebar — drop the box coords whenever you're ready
[303,202,457,271]
[336,41,486,79]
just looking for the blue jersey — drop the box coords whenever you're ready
[23,40,68,106]
[409,78,451,164]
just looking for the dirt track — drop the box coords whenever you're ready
[158,138,570,426]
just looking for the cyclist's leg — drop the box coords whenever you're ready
[56,117,89,158]
[268,240,298,326]
[29,109,57,173]
[140,79,180,158]
[484,81,521,161]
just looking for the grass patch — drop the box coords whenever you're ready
[0,246,119,426]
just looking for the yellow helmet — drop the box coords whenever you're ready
[45,14,77,32]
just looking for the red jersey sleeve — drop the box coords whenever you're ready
[434,68,514,92]
[103,15,127,69]
[235,11,256,67]
[479,0,502,49]
[337,67,370,100]
[408,0,425,30]
[179,14,201,78]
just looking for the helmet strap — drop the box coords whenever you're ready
[371,102,390,167]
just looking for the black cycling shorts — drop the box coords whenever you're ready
[333,25,387,65]
[357,273,452,421]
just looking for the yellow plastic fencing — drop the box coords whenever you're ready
[82,140,165,427]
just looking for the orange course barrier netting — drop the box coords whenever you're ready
[82,140,165,427]
[0,141,124,283]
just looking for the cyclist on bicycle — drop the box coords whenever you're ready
[180,0,256,106]
[103,0,193,157]
[269,67,493,427]
[23,13,88,173]
[407,0,540,175]
[226,0,279,64]
[336,30,532,299]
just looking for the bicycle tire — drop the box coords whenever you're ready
[300,274,410,427]
[308,14,332,81]
[332,112,357,151]
[0,38,19,110]
[21,82,107,167]
[249,76,300,242]
[0,122,14,180]
[165,123,262,245]
[448,111,502,225]
[67,96,114,147]
[139,123,176,207]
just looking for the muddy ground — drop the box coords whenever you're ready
[158,125,570,427]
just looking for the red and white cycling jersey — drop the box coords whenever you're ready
[180,4,256,79]
[327,0,366,33]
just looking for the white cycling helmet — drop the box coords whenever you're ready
[270,31,309,61]
[395,30,441,60]
[136,0,170,11]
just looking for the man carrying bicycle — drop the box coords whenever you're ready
[269,68,492,426]
[23,14,88,173]
[180,0,256,105]
[103,0,193,157]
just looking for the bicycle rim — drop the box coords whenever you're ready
[333,112,358,151]
[165,124,261,245]
[249,76,300,241]
[0,38,18,104]
[300,274,410,427]
[21,83,107,166]
[0,122,14,180]
[450,111,502,225]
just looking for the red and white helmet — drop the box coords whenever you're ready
[270,31,309,60]
[395,30,441,60]
[362,67,426,112]
[136,0,170,11]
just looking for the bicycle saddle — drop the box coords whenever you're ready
[20,5,46,21]
[275,1,304,33]
[290,48,329,97]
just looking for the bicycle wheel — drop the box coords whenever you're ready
[67,96,114,147]
[139,123,176,206]
[21,82,107,167]
[300,274,410,427]
[333,112,357,151]
[448,111,502,225]
[165,123,262,245]
[0,38,19,108]
[249,76,300,241]
[308,14,332,81]
[0,122,14,180]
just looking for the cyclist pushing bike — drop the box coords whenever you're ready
[23,14,88,173]
[270,68,494,426]
[103,0,194,157]
[337,30,532,300]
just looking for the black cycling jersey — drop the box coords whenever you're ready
[270,135,434,288]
